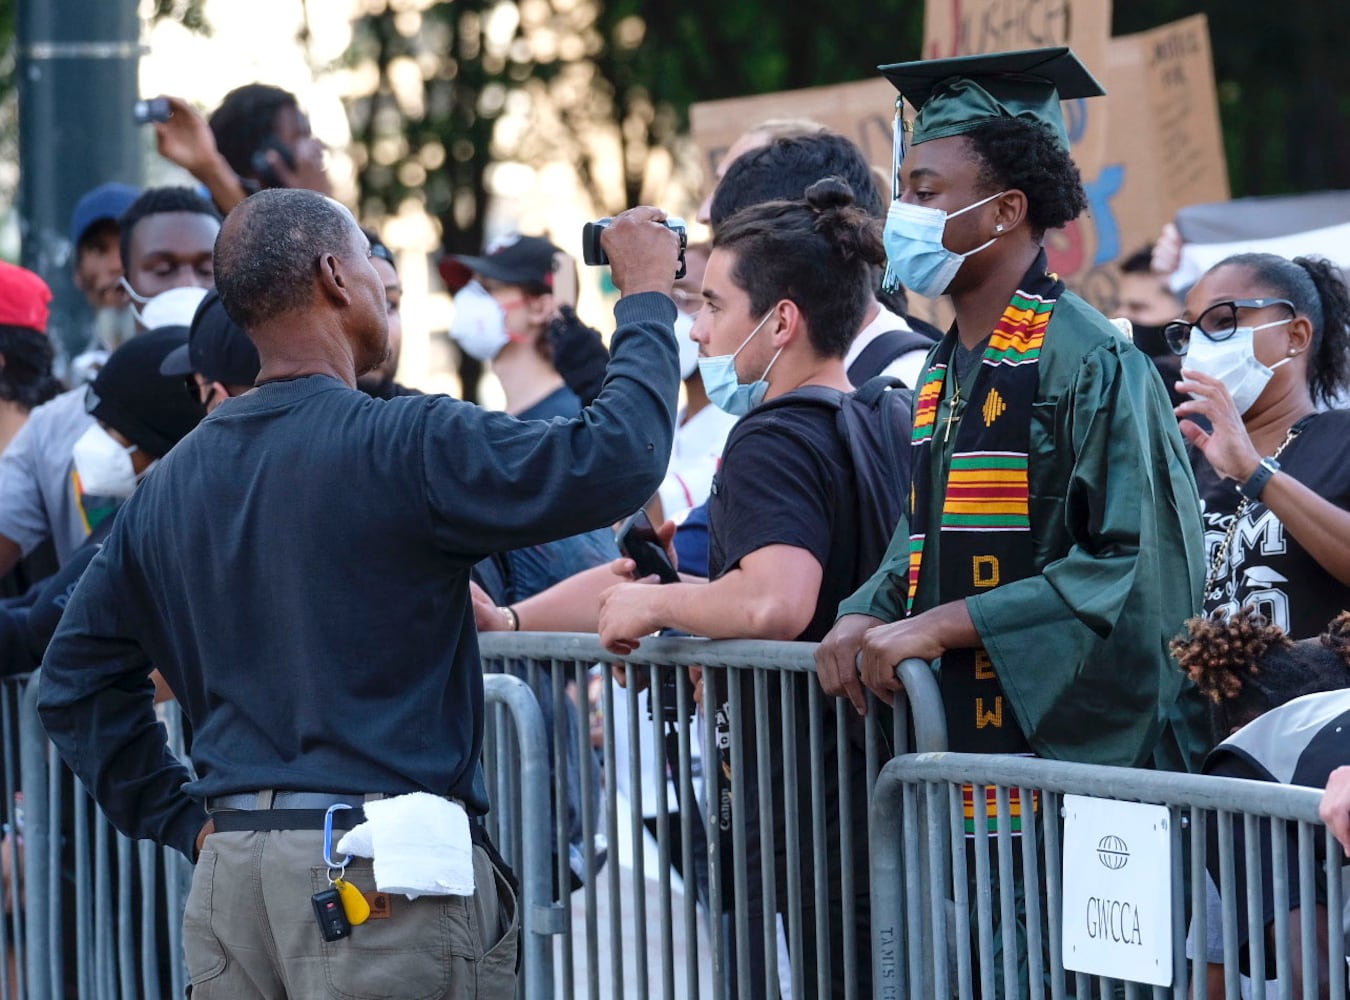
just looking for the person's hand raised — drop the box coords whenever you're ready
[153,95,220,178]
[600,207,681,299]
[1174,368,1262,482]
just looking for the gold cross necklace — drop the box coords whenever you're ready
[943,357,965,444]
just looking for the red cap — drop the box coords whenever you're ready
[0,261,52,334]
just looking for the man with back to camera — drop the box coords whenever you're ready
[0,187,220,582]
[38,188,683,997]
[817,48,1205,768]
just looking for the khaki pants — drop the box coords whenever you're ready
[183,829,517,998]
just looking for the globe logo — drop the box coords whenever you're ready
[1097,835,1130,870]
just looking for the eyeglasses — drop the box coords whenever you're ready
[1162,298,1295,355]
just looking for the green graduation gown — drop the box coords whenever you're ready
[840,288,1205,768]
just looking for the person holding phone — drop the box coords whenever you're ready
[148,84,331,216]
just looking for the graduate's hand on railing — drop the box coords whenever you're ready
[859,600,978,705]
[815,614,882,717]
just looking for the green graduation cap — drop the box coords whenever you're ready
[878,46,1105,151]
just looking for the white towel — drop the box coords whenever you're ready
[336,793,475,899]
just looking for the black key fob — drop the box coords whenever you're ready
[312,888,352,941]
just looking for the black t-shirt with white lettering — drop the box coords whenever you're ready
[1195,409,1350,639]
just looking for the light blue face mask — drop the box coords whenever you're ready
[881,190,1006,298]
[697,310,781,417]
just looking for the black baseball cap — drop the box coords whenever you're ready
[450,235,561,293]
[160,289,261,387]
[88,328,204,458]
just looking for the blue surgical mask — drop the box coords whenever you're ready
[697,310,781,416]
[882,191,1006,298]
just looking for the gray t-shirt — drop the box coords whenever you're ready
[0,388,100,565]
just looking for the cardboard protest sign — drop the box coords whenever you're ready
[924,0,1112,169]
[1075,14,1229,311]
[688,79,898,194]
[685,7,1229,320]
[922,0,1110,73]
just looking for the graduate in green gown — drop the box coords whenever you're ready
[815,48,1207,769]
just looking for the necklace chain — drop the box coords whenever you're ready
[1203,421,1304,594]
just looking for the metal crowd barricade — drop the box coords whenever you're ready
[481,671,559,999]
[13,669,553,1000]
[18,670,192,1000]
[478,631,944,1000]
[871,751,1346,1000]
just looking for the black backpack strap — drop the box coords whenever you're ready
[847,329,936,386]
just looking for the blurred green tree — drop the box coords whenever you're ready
[345,0,925,257]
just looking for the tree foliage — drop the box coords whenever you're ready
[344,0,1349,262]
[345,0,925,256]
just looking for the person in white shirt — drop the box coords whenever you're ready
[653,244,738,524]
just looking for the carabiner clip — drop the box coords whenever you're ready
[323,803,353,869]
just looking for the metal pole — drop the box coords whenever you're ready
[16,0,141,362]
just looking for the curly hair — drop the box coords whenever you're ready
[1171,606,1350,741]
[714,176,886,358]
[1212,253,1350,406]
[209,84,298,180]
[0,326,58,412]
[963,118,1087,238]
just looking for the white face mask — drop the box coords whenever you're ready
[120,281,209,332]
[448,281,510,362]
[1184,319,1294,414]
[674,312,700,381]
[72,424,142,499]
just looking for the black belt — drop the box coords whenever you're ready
[210,807,366,833]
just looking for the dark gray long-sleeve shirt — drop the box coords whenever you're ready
[38,292,679,859]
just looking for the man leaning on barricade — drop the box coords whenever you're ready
[37,188,685,998]
[816,46,1207,997]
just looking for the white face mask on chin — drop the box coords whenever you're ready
[72,424,142,499]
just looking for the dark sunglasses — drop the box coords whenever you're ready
[1162,298,1295,355]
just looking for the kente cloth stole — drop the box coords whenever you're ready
[906,267,1063,753]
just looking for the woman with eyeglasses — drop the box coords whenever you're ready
[1166,252,1350,639]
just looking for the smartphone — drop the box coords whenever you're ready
[615,510,679,584]
[250,137,297,188]
[133,97,172,125]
